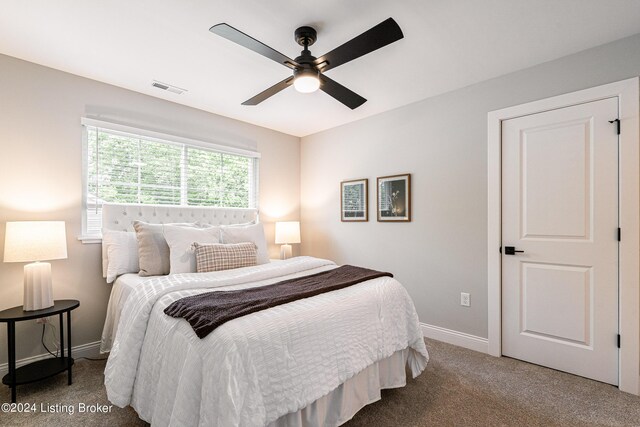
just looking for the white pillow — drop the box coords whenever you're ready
[163,225,221,274]
[220,223,269,264]
[102,230,139,283]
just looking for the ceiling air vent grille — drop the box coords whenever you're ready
[151,80,187,95]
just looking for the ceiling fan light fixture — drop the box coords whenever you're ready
[293,69,320,93]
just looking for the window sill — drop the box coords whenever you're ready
[78,235,102,244]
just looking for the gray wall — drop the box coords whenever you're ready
[2,31,639,364]
[300,33,640,338]
[0,54,301,363]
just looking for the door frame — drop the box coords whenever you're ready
[487,77,640,394]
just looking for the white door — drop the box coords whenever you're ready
[501,97,619,385]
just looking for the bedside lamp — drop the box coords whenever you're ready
[275,221,301,260]
[4,221,67,311]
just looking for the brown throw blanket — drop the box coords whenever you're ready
[164,265,393,339]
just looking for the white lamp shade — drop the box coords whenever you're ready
[275,221,301,244]
[4,221,68,263]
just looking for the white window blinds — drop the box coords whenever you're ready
[82,120,259,237]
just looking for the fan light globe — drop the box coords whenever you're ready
[294,74,320,93]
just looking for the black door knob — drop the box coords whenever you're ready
[504,246,524,255]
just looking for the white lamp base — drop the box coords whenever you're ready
[23,262,54,311]
[280,244,293,260]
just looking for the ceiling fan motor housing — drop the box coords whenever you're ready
[294,26,317,47]
[293,66,319,80]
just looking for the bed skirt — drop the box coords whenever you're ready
[269,348,409,427]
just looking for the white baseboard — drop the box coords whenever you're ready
[421,322,489,354]
[0,340,102,377]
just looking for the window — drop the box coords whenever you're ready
[81,119,259,238]
[378,181,391,212]
[342,183,366,218]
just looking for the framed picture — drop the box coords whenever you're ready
[341,179,368,221]
[377,174,411,222]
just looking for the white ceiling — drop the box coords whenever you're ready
[1,1,640,137]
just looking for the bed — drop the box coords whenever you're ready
[100,203,429,427]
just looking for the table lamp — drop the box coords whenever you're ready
[4,221,68,311]
[275,221,301,260]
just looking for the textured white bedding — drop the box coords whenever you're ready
[101,273,151,353]
[104,256,428,427]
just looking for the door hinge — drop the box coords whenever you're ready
[499,246,501,254]
[618,334,621,348]
[609,118,620,135]
[618,227,621,241]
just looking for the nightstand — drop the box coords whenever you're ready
[0,299,79,402]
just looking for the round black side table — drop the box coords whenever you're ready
[0,299,80,403]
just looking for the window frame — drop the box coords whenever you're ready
[79,118,260,243]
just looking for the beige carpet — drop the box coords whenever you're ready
[1,339,639,426]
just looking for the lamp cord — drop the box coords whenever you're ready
[41,324,57,358]
[78,356,109,361]
[39,321,108,361]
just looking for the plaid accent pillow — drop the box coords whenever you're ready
[193,242,258,272]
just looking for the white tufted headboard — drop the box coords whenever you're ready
[101,203,259,278]
[102,203,258,232]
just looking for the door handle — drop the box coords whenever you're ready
[504,246,524,255]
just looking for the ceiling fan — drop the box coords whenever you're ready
[209,18,404,109]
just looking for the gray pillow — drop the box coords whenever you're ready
[133,221,196,276]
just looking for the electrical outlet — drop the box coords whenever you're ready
[36,317,49,324]
[460,292,470,307]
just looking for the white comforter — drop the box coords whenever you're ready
[104,256,429,426]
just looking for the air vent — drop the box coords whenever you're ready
[151,80,187,95]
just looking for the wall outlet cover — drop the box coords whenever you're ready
[461,292,470,307]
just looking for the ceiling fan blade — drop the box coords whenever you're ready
[314,18,403,72]
[242,76,294,105]
[210,23,299,70]
[319,75,366,109]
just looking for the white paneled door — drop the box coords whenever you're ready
[501,97,619,385]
